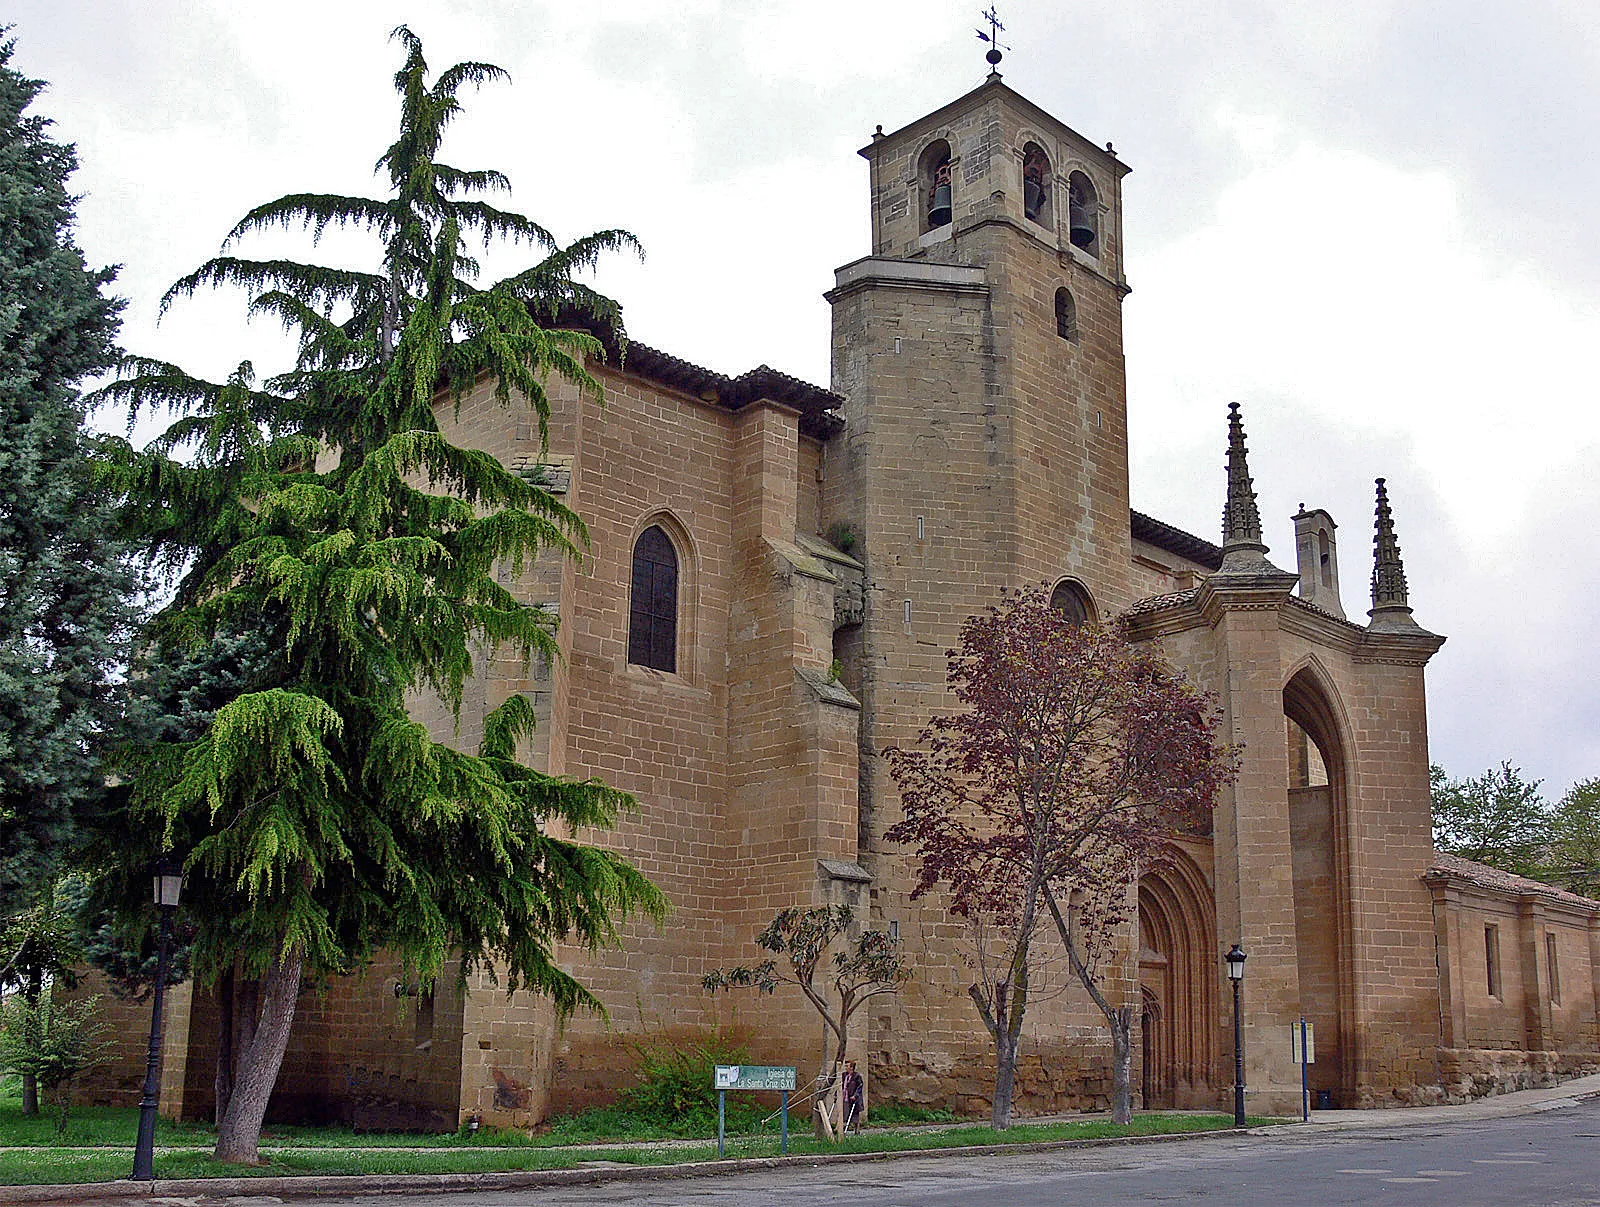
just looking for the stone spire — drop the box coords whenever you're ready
[1362,479,1443,650]
[1367,477,1417,628]
[1214,402,1290,579]
[1220,402,1265,553]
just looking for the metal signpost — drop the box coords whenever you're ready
[1291,1018,1316,1122]
[713,1065,797,1157]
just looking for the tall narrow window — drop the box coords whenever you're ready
[1547,934,1561,1004]
[1022,142,1052,225]
[1055,287,1078,342]
[629,526,678,672]
[1485,923,1501,999]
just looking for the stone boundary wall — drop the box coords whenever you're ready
[1437,1048,1600,1102]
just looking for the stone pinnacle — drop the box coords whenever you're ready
[1370,477,1410,612]
[1220,402,1266,555]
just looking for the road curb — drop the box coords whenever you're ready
[2,1126,1250,1204]
[14,1084,1598,1204]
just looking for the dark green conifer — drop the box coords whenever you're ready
[93,28,663,1162]
[0,30,137,1114]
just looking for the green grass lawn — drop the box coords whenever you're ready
[0,1087,952,1153]
[0,1084,1268,1187]
[1,1071,1272,1185]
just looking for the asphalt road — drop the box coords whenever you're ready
[279,1097,1600,1207]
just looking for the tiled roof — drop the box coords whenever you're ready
[1121,587,1201,619]
[1427,851,1600,911]
[554,308,845,440]
[623,342,847,437]
[1130,510,1224,571]
[1283,594,1367,633]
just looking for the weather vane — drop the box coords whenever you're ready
[976,6,1009,68]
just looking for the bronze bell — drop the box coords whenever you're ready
[1070,222,1096,250]
[1024,178,1047,221]
[928,182,952,227]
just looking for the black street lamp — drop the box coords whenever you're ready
[1225,943,1247,1127]
[132,855,183,1182]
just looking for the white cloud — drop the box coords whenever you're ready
[1127,116,1600,791]
[9,1,1599,793]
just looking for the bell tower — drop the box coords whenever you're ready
[823,65,1136,859]
[828,63,1135,604]
[860,76,1129,286]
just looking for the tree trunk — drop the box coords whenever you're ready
[21,967,41,1116]
[229,971,260,1121]
[1109,1004,1134,1125]
[215,966,261,1125]
[812,1035,842,1139]
[236,973,260,1078]
[212,947,302,1164]
[213,966,234,1124]
[992,1032,1019,1129]
[970,957,1029,1132]
[1045,886,1136,1124]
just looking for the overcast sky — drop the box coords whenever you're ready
[9,1,1598,796]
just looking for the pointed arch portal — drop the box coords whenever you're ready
[1137,850,1217,1109]
[1283,664,1355,1105]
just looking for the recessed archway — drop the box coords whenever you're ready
[1283,663,1355,1105]
[1137,848,1217,1109]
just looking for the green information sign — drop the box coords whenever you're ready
[714,1064,797,1091]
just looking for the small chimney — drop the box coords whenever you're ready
[1293,504,1345,618]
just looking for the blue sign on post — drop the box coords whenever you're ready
[713,1065,798,1156]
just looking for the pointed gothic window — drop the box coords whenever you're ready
[629,526,678,672]
[1055,287,1078,342]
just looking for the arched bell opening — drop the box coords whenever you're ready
[1283,665,1356,1106]
[920,139,953,232]
[1067,170,1099,255]
[1022,141,1052,226]
[1137,849,1217,1109]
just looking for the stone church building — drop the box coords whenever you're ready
[94,68,1600,1128]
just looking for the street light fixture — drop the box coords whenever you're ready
[1225,943,1247,1127]
[132,854,183,1181]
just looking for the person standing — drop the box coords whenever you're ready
[841,1060,865,1133]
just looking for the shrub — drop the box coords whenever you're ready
[618,1028,750,1126]
[0,992,110,1133]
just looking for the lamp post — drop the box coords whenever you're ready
[132,856,183,1181]
[1225,943,1247,1127]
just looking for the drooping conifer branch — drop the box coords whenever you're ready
[88,25,662,1164]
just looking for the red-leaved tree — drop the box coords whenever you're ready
[885,587,1235,1127]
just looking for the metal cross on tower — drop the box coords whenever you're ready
[976,6,1009,67]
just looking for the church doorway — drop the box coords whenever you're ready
[1136,850,1216,1109]
[1283,667,1354,1106]
[1139,988,1162,1108]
